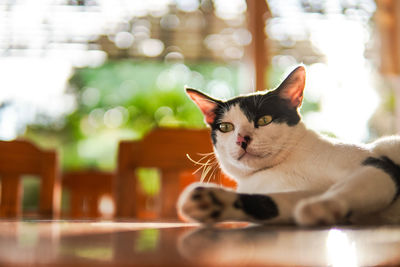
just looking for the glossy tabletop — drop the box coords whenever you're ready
[1,220,400,266]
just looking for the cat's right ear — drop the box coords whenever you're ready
[275,65,306,109]
[185,87,221,124]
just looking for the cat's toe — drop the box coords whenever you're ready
[294,197,348,226]
[177,184,228,223]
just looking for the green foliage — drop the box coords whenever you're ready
[301,97,320,115]
[137,168,161,196]
[22,176,40,213]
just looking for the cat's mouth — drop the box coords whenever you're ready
[237,151,268,161]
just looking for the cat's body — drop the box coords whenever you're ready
[178,66,400,226]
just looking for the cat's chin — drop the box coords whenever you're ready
[237,151,268,161]
[233,151,276,171]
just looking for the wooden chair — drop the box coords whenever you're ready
[62,170,114,219]
[115,128,236,219]
[0,140,60,218]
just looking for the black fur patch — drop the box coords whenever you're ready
[233,199,243,209]
[237,194,279,220]
[210,210,222,219]
[191,193,202,201]
[208,191,224,207]
[209,92,300,144]
[238,93,300,127]
[362,156,400,201]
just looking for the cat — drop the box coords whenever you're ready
[177,65,400,226]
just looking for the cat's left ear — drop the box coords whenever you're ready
[276,65,306,109]
[185,87,222,125]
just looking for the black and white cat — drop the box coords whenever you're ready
[177,65,400,226]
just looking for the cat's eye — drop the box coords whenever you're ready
[257,115,273,126]
[218,122,234,133]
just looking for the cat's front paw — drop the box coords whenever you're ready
[177,183,240,224]
[294,197,348,226]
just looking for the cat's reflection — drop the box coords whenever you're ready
[178,225,330,266]
[178,224,400,266]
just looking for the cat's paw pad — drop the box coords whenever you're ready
[294,197,348,226]
[177,184,236,223]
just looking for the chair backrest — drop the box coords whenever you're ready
[115,127,235,219]
[0,140,60,218]
[62,170,114,218]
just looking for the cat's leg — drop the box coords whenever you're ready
[295,164,399,226]
[178,183,319,224]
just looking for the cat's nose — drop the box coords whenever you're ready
[236,135,251,150]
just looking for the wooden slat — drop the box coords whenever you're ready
[39,151,61,218]
[246,0,270,91]
[70,192,84,218]
[160,170,182,218]
[88,195,100,218]
[115,141,140,218]
[376,0,400,74]
[0,174,21,218]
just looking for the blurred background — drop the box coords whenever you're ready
[0,0,399,214]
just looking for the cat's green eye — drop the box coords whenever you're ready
[218,122,234,133]
[257,115,273,126]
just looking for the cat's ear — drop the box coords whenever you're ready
[276,66,306,109]
[185,87,221,124]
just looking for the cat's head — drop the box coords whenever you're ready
[186,66,307,177]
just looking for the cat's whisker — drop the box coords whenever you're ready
[206,164,219,184]
[198,153,216,163]
[186,153,214,166]
[201,162,218,182]
[206,168,213,183]
[187,153,216,178]
[209,164,220,183]
[192,163,207,176]
[193,158,212,175]
[200,164,214,182]
[187,153,222,183]
[197,152,215,157]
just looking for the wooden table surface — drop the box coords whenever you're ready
[1,220,400,266]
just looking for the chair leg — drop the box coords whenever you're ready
[116,172,137,218]
[40,152,61,218]
[160,170,180,219]
[88,195,100,218]
[0,174,21,218]
[70,192,85,218]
